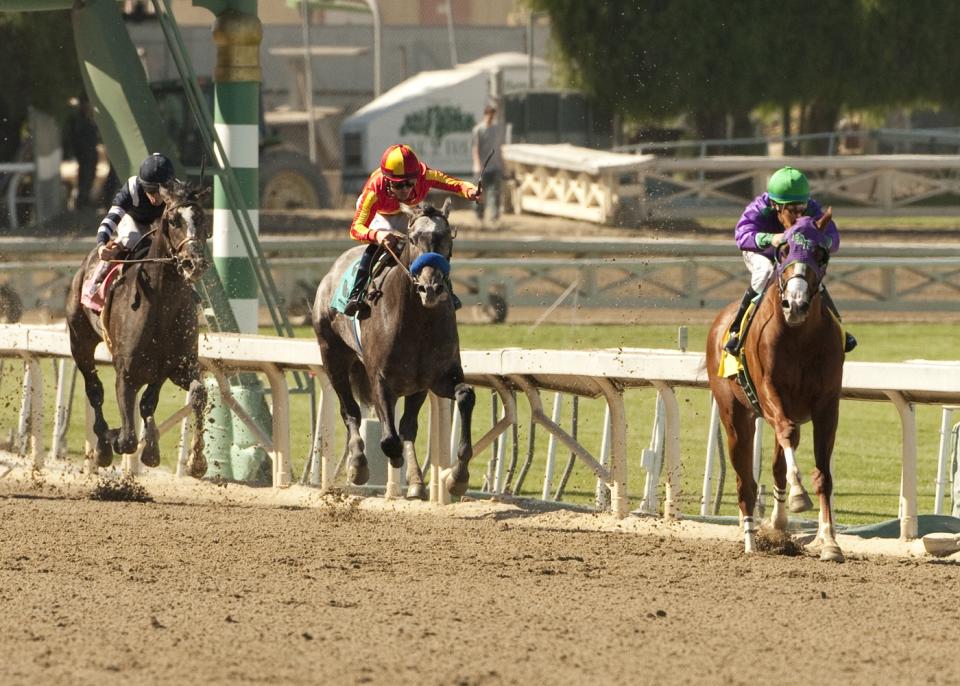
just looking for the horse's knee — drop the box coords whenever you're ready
[455,384,475,412]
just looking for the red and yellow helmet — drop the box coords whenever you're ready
[379,144,424,182]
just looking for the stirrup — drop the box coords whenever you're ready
[724,333,741,355]
[844,332,857,353]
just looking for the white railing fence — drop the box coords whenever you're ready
[2,324,959,540]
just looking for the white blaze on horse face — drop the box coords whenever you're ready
[781,266,811,325]
[176,205,207,282]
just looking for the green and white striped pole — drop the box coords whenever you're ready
[212,6,260,332]
[203,2,273,484]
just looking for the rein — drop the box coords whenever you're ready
[105,227,176,265]
[379,241,417,284]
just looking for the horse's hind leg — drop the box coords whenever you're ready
[720,401,759,553]
[68,325,112,468]
[320,340,367,485]
[138,381,163,468]
[399,391,428,499]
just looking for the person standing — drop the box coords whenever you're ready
[471,103,505,224]
[63,94,100,209]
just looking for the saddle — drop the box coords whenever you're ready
[79,241,151,313]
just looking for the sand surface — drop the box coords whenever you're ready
[1,455,958,685]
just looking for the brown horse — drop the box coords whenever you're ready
[706,210,846,561]
[65,180,210,477]
[312,200,475,499]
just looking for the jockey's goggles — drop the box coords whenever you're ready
[388,178,416,191]
[775,202,808,215]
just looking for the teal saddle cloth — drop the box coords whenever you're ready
[330,258,362,314]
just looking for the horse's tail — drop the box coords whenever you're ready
[348,361,372,407]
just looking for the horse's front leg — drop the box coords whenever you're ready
[399,391,428,499]
[113,371,140,455]
[759,383,812,513]
[170,365,208,479]
[371,378,403,469]
[138,381,163,468]
[440,377,475,498]
[812,399,844,562]
[770,444,789,531]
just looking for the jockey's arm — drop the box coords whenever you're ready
[349,187,381,243]
[424,168,480,201]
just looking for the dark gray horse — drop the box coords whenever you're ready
[312,200,475,499]
[65,180,210,477]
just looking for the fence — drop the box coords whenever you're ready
[3,323,959,540]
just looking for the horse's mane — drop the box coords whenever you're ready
[409,202,450,226]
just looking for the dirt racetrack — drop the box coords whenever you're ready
[1,461,959,686]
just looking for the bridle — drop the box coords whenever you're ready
[376,213,453,289]
[106,198,205,271]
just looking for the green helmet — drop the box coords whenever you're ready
[767,166,810,204]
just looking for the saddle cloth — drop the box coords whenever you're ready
[79,264,123,314]
[330,258,362,315]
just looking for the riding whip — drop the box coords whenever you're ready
[475,149,495,196]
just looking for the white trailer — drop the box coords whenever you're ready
[340,52,550,195]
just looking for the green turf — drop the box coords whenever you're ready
[2,321,956,525]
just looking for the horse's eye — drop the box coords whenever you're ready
[776,243,790,262]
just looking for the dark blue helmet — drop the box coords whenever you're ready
[138,153,175,192]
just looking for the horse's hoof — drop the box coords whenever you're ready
[140,443,161,468]
[820,544,845,563]
[788,491,814,513]
[406,483,426,500]
[95,443,113,468]
[348,457,369,486]
[441,467,469,497]
[187,457,207,480]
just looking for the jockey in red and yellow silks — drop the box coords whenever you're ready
[343,144,480,319]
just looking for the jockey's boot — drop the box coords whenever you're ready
[820,286,857,353]
[343,244,378,320]
[85,259,112,299]
[724,287,757,355]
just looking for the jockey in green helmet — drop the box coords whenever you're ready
[725,166,856,355]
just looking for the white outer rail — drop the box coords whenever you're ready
[2,325,959,540]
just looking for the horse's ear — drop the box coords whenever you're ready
[816,207,833,232]
[400,203,416,218]
[441,197,453,219]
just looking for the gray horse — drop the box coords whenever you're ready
[312,200,475,499]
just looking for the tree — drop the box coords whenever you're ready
[527,0,960,144]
